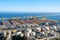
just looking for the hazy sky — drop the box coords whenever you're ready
[0,0,60,12]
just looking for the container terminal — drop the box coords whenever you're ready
[0,16,60,40]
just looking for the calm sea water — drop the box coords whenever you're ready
[0,12,60,20]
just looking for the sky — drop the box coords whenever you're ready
[0,0,60,12]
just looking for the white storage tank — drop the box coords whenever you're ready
[25,28,32,33]
[34,27,41,32]
[30,31,36,36]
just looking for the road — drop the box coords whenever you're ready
[1,26,37,31]
[36,35,60,40]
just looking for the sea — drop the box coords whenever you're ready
[0,12,60,25]
[0,12,60,20]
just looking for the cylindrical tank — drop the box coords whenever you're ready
[35,27,41,32]
[25,28,32,33]
[45,26,50,31]
[30,31,36,36]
